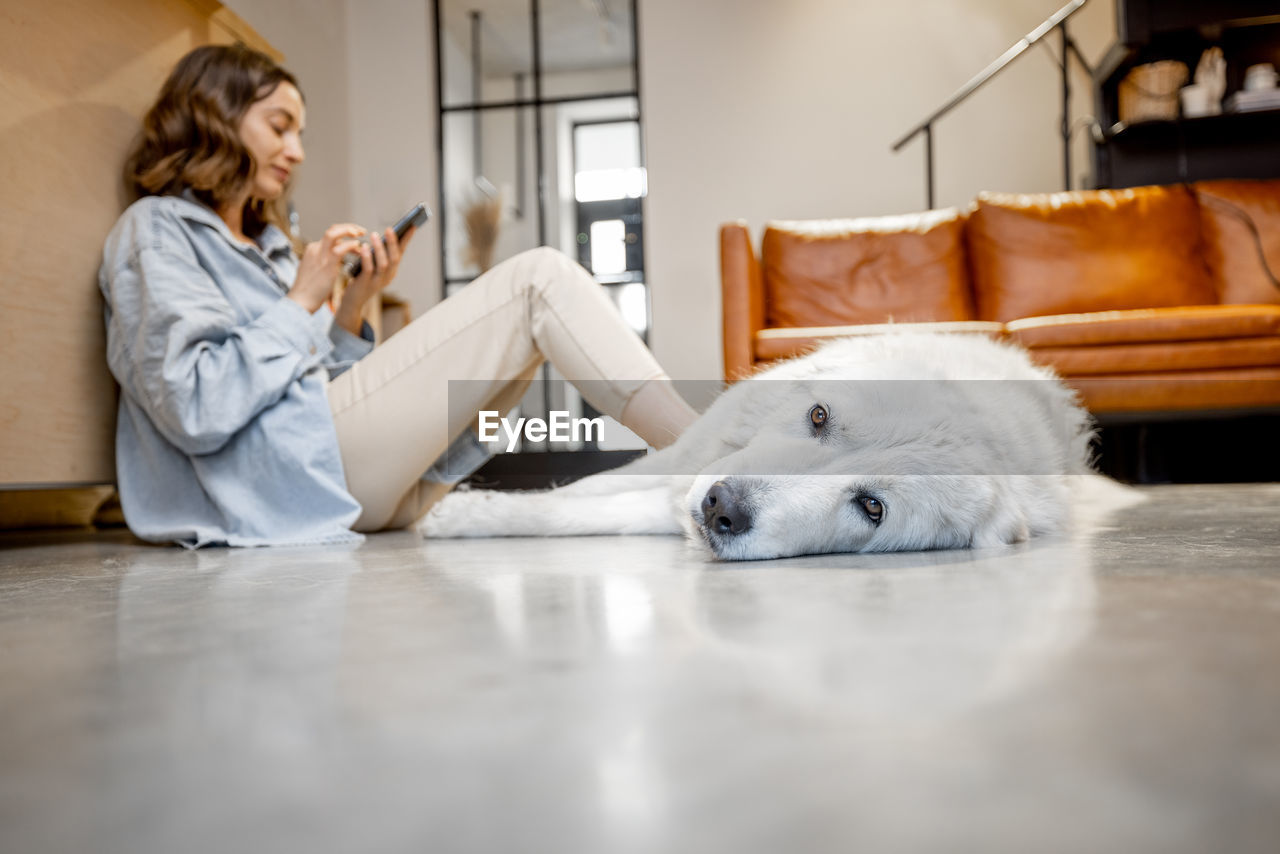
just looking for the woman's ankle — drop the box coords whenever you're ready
[620,378,698,449]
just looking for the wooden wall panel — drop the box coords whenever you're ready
[0,0,277,487]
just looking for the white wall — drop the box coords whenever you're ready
[638,0,1116,394]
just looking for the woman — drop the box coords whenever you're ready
[100,44,697,547]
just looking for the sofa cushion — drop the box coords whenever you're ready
[754,321,1004,362]
[968,185,1216,322]
[1005,305,1280,348]
[761,209,974,329]
[1030,337,1280,376]
[1194,179,1280,305]
[1067,368,1280,414]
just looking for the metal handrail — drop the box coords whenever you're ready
[891,0,1093,208]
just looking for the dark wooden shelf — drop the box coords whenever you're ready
[1103,107,1280,141]
[1089,3,1280,189]
[1094,107,1280,187]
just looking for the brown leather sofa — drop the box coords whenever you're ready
[720,180,1280,418]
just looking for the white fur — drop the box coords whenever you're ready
[421,333,1096,561]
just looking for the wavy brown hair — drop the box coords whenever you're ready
[125,43,302,240]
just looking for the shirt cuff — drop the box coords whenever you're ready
[261,297,333,370]
[329,319,375,364]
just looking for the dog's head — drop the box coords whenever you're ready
[681,379,1078,560]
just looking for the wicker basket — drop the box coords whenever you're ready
[1119,61,1189,123]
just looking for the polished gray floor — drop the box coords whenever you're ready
[2,483,1279,854]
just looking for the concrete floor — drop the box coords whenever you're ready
[1,483,1278,854]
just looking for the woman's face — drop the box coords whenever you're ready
[238,81,306,201]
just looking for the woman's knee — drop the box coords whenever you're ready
[517,246,595,299]
[521,245,574,282]
[521,245,572,270]
[455,246,582,308]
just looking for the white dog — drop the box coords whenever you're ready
[421,333,1095,560]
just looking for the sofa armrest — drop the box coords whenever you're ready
[720,221,765,381]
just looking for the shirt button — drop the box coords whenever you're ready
[309,346,317,355]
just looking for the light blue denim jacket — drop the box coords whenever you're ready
[99,192,374,547]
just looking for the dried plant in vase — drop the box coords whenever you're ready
[461,188,503,274]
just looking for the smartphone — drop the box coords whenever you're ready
[342,202,431,278]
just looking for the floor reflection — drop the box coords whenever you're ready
[426,534,1098,728]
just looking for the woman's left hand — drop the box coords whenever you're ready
[333,226,414,336]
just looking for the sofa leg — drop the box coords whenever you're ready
[1095,415,1280,485]
[1094,423,1169,485]
[1134,424,1172,485]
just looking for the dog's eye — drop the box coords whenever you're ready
[809,404,829,429]
[857,495,884,525]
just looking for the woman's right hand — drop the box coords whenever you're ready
[287,223,367,313]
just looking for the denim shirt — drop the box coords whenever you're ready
[99,192,374,547]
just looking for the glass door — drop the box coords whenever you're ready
[573,118,647,339]
[433,0,647,455]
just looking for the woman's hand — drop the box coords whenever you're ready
[333,226,414,336]
[288,223,367,313]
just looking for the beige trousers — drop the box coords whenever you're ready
[325,247,668,532]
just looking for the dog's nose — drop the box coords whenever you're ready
[702,481,752,536]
